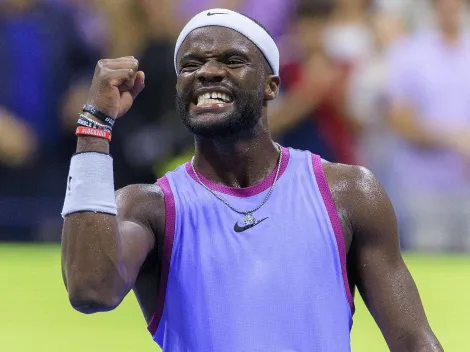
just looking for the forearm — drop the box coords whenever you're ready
[61,136,128,313]
[60,58,153,313]
[390,330,443,352]
[62,214,128,313]
[416,343,444,352]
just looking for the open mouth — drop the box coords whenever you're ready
[192,91,234,109]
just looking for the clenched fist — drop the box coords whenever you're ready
[86,57,145,120]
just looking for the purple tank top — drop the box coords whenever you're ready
[148,147,354,351]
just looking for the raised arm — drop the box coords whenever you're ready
[61,58,164,314]
[327,164,443,351]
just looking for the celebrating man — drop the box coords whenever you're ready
[61,9,442,351]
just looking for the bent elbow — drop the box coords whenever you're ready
[68,285,121,314]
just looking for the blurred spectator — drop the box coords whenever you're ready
[347,8,404,192]
[0,0,99,156]
[0,0,99,240]
[386,0,470,252]
[269,0,358,164]
[52,0,109,54]
[374,0,434,32]
[323,0,375,66]
[60,0,191,188]
[112,0,192,186]
[0,108,37,168]
[375,0,470,33]
[0,0,99,171]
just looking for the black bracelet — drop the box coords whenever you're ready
[77,114,113,133]
[82,104,115,127]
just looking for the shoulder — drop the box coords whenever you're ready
[116,184,165,235]
[322,160,378,195]
[322,160,396,234]
[116,183,164,212]
[322,161,390,217]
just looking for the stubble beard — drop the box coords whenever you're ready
[175,85,265,139]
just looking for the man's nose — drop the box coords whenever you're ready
[195,60,226,83]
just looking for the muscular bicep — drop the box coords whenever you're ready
[348,168,441,351]
[117,219,155,286]
[116,184,164,289]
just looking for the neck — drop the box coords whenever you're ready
[192,118,279,188]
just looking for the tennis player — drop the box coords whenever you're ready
[61,9,442,351]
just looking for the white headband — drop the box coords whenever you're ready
[174,8,279,75]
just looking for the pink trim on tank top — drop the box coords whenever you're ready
[185,146,290,197]
[147,176,176,336]
[311,154,355,314]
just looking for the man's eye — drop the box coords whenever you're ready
[227,59,244,66]
[182,63,200,71]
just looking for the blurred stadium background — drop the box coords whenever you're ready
[1,0,470,350]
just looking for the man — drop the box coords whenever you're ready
[387,0,470,251]
[61,9,442,352]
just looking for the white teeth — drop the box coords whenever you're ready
[197,91,232,105]
[197,98,222,106]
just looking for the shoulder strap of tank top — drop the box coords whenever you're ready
[147,175,176,336]
[310,153,355,313]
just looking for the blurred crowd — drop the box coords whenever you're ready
[1,0,470,252]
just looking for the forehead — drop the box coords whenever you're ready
[177,26,262,61]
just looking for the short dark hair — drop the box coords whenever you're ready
[241,14,275,75]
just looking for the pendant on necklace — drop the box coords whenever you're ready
[242,213,256,226]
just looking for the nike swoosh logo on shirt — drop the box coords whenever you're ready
[207,12,228,16]
[234,217,268,233]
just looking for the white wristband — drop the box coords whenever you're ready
[61,152,117,218]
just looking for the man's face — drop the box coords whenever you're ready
[175,26,273,138]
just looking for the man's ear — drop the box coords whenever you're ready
[264,75,281,101]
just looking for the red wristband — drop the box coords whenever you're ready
[75,126,112,141]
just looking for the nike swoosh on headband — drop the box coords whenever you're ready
[207,12,228,16]
[174,9,280,75]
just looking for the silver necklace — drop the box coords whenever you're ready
[191,143,282,226]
